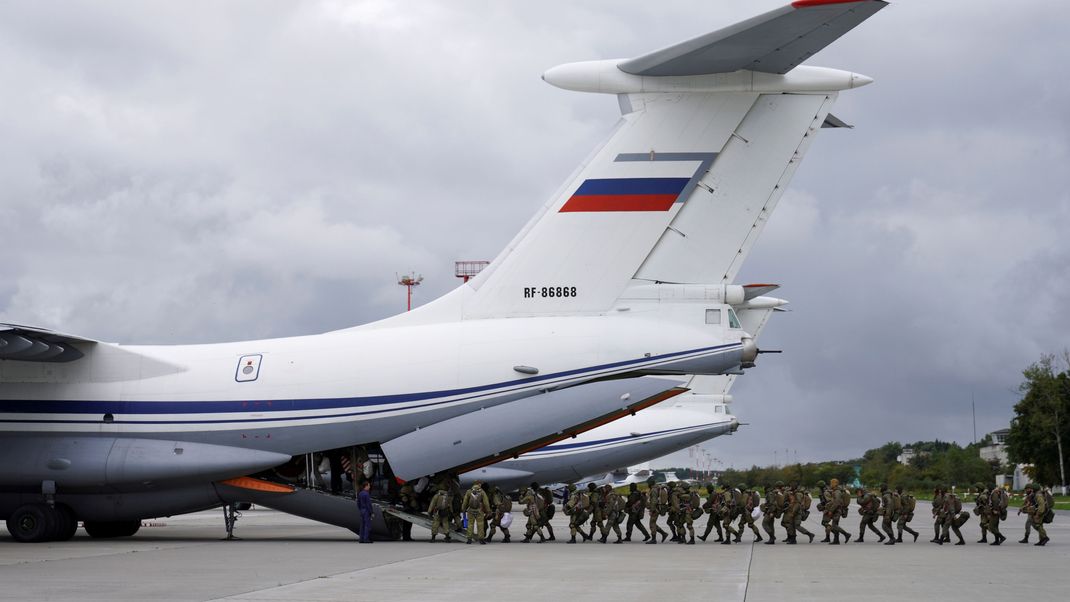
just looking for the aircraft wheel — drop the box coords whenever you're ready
[83,520,141,538]
[51,505,79,541]
[5,504,55,543]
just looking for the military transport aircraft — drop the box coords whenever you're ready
[1,0,885,542]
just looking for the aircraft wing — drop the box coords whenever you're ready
[619,0,888,76]
[0,323,97,362]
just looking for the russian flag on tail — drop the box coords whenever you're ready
[559,177,690,212]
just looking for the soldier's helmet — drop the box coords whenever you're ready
[879,483,888,492]
[974,482,985,491]
[775,481,784,488]
[530,482,540,490]
[629,483,638,490]
[1023,483,1034,492]
[681,481,690,490]
[896,485,904,493]
[587,482,597,491]
[646,476,656,485]
[816,480,826,488]
[738,483,748,491]
[567,483,576,492]
[829,478,839,488]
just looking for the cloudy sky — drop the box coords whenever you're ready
[2,1,1068,470]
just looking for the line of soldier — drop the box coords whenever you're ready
[405,477,1055,546]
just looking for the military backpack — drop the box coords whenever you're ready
[890,492,902,520]
[1042,490,1055,524]
[902,494,916,514]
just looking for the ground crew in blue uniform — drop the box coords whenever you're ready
[357,481,373,543]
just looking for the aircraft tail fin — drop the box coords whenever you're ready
[458,3,881,320]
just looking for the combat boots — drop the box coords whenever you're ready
[1035,537,1049,546]
[568,536,577,544]
[830,533,840,545]
[687,537,695,545]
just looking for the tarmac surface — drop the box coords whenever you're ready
[2,502,1066,601]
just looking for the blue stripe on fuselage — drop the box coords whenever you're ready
[0,343,740,422]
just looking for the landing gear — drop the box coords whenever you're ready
[5,503,80,543]
[83,520,141,538]
[223,503,243,540]
[6,504,53,543]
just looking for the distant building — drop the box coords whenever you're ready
[979,428,1010,465]
[896,447,928,465]
[980,427,1030,490]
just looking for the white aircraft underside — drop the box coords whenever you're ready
[0,0,886,542]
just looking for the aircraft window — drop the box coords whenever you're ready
[715,405,724,414]
[705,309,722,325]
[728,308,741,329]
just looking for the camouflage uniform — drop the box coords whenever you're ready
[823,480,851,544]
[988,485,1008,545]
[624,483,650,542]
[894,487,919,542]
[461,482,491,544]
[699,485,724,542]
[930,486,946,543]
[427,486,454,542]
[720,483,742,545]
[486,485,512,543]
[784,487,815,543]
[565,484,591,543]
[761,482,785,544]
[938,490,966,545]
[519,487,545,543]
[972,483,991,543]
[600,485,626,543]
[665,481,680,541]
[671,482,697,544]
[1021,485,1050,546]
[646,481,669,544]
[856,488,884,542]
[587,483,605,540]
[736,485,763,542]
[538,487,556,541]
[879,485,896,544]
[397,482,418,541]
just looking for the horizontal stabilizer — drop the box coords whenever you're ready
[619,0,888,77]
[742,283,780,301]
[822,113,854,128]
[0,323,97,362]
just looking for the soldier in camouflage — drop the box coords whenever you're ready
[565,483,591,544]
[644,479,668,544]
[461,481,491,545]
[485,484,512,543]
[600,484,626,544]
[879,484,896,545]
[988,483,1008,545]
[519,486,546,543]
[735,483,764,543]
[973,482,991,543]
[894,486,919,543]
[938,488,966,545]
[698,484,724,542]
[930,485,946,543]
[427,484,455,543]
[624,482,650,542]
[671,481,697,544]
[761,482,785,544]
[855,486,884,543]
[720,482,743,545]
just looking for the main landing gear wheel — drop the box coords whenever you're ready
[51,505,79,541]
[83,520,141,539]
[6,504,56,543]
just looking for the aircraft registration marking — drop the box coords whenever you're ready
[523,286,577,299]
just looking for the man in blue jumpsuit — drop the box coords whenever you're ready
[358,481,374,543]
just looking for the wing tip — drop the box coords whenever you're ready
[792,0,887,7]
